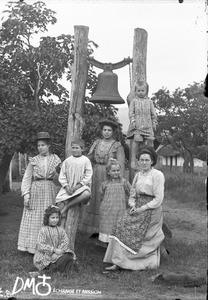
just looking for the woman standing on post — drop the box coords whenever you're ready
[80,119,125,238]
[103,145,165,271]
[18,132,61,254]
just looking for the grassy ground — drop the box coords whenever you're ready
[0,173,207,300]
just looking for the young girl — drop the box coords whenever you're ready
[33,205,78,273]
[55,138,93,251]
[127,80,157,169]
[98,159,131,245]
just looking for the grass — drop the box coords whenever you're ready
[163,172,207,211]
[0,178,207,299]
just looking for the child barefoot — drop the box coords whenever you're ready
[55,139,93,250]
[99,159,131,246]
[33,205,78,273]
[127,80,157,169]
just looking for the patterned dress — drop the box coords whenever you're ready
[79,139,125,235]
[127,96,157,142]
[33,225,75,271]
[99,178,131,243]
[104,168,165,270]
[18,154,61,254]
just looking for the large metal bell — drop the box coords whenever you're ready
[89,70,125,105]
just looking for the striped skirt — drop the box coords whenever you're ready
[17,180,58,254]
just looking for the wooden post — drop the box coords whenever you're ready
[18,152,21,176]
[9,159,12,190]
[65,25,89,158]
[127,28,148,183]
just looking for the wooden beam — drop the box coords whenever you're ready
[65,25,89,158]
[128,28,148,183]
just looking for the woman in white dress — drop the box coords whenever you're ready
[103,145,165,271]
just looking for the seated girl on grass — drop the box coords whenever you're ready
[33,205,79,274]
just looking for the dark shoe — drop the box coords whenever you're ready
[161,245,170,260]
[95,240,108,248]
[89,233,99,239]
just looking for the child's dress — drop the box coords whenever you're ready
[33,225,75,271]
[99,178,131,243]
[55,155,92,204]
[55,155,93,251]
[127,96,157,142]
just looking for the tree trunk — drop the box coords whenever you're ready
[188,150,194,174]
[65,25,89,158]
[182,149,190,173]
[0,153,14,195]
[190,157,194,174]
[127,28,148,183]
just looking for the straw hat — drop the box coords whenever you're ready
[36,132,51,141]
[99,119,118,129]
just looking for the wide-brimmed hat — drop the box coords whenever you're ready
[99,119,118,129]
[137,145,157,166]
[36,132,51,141]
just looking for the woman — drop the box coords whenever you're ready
[80,119,125,237]
[103,145,165,271]
[17,132,61,254]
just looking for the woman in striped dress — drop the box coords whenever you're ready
[17,132,61,254]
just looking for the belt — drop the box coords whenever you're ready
[34,178,53,181]
[139,193,154,198]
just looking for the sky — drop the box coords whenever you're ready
[0,0,207,130]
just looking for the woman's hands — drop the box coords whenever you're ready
[23,194,31,209]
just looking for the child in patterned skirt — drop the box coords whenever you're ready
[127,80,157,169]
[98,159,131,247]
[33,205,79,273]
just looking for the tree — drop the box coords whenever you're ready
[0,1,124,194]
[152,82,207,173]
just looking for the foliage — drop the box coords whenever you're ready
[152,82,207,172]
[0,1,127,192]
[0,1,124,155]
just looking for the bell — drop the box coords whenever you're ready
[89,70,125,104]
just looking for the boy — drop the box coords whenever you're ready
[127,80,157,169]
[56,139,93,250]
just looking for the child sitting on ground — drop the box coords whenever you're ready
[98,159,131,247]
[127,80,157,169]
[33,205,78,274]
[55,138,93,250]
